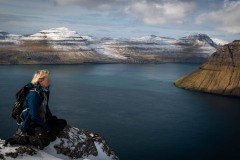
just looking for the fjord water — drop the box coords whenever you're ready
[1,64,240,160]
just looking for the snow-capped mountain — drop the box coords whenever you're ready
[176,34,217,47]
[0,27,221,64]
[96,33,218,63]
[0,31,22,47]
[131,35,176,45]
[0,31,21,40]
[22,27,83,41]
[81,35,96,41]
[0,31,12,40]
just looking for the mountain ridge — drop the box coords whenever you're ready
[0,27,228,45]
[0,27,223,64]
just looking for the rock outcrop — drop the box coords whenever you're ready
[0,126,119,160]
[174,40,240,96]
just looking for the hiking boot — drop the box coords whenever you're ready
[15,129,29,145]
[3,129,28,146]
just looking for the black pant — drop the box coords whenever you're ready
[27,117,67,136]
[46,117,67,135]
[4,117,67,148]
[26,117,67,149]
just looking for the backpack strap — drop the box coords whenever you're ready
[19,108,30,125]
[18,88,40,125]
[29,88,40,95]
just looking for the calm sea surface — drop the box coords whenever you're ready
[1,64,240,160]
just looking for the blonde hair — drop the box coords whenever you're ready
[31,69,50,85]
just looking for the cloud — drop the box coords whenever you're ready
[196,0,240,34]
[124,1,195,25]
[52,0,126,10]
[52,0,195,24]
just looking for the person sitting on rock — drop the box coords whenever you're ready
[5,69,67,149]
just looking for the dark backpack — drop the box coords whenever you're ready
[11,85,35,124]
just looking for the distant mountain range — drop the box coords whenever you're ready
[0,27,226,64]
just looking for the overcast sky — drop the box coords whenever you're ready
[0,0,239,41]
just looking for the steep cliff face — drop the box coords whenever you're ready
[174,40,240,96]
[0,126,119,160]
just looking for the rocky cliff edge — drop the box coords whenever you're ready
[174,40,240,97]
[0,125,119,160]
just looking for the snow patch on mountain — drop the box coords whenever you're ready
[173,33,218,56]
[212,38,228,45]
[49,40,90,51]
[131,35,176,44]
[81,35,96,41]
[0,31,22,45]
[22,27,83,41]
[120,35,182,53]
[20,27,92,51]
[176,34,217,47]
[90,41,127,60]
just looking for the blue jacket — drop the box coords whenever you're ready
[19,83,53,132]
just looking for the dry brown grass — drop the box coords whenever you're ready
[175,41,240,96]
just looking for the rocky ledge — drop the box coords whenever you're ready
[174,40,240,97]
[0,126,119,160]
